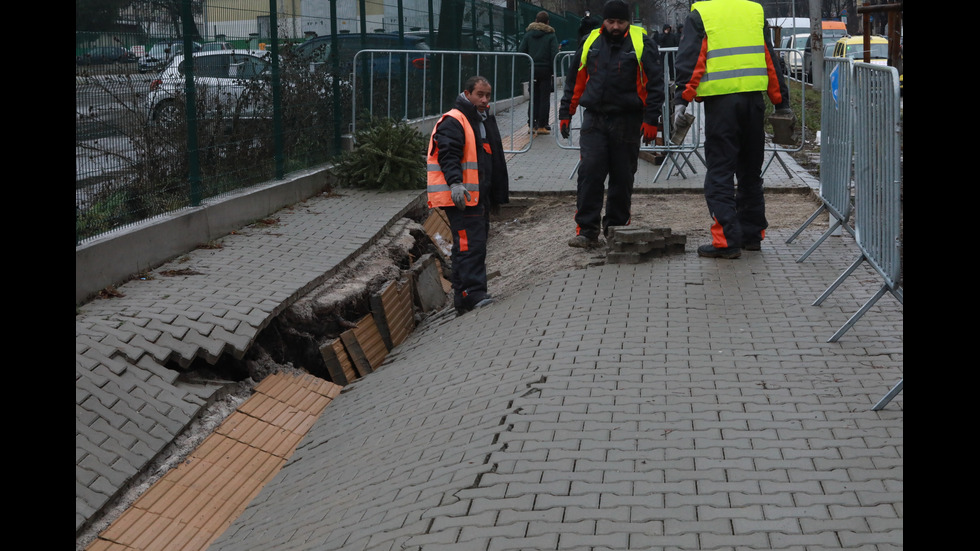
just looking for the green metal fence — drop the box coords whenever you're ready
[75,0,582,244]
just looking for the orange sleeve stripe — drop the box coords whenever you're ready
[764,48,783,105]
[682,37,710,103]
[570,68,589,114]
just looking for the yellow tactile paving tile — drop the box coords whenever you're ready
[85,371,342,551]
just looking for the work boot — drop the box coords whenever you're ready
[536,127,550,135]
[697,244,741,259]
[568,234,600,248]
[456,299,493,317]
[743,241,761,251]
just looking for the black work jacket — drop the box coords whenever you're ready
[431,94,510,209]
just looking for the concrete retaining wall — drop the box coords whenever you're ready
[76,164,333,306]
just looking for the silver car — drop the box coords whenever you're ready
[147,50,272,126]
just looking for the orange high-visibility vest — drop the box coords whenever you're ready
[427,109,480,209]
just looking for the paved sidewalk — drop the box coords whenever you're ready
[210,226,903,551]
[77,111,901,550]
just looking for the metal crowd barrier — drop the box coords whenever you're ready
[763,47,808,179]
[551,49,704,181]
[351,49,535,155]
[813,62,903,346]
[786,56,855,261]
[549,45,808,183]
[651,47,706,182]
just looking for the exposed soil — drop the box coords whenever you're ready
[485,190,826,302]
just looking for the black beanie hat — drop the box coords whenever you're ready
[602,0,630,21]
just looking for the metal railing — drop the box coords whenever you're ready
[763,46,809,179]
[551,49,706,182]
[786,56,855,261]
[551,46,807,183]
[808,62,903,409]
[351,49,534,154]
[812,62,903,343]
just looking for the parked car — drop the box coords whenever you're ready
[202,41,234,52]
[289,33,430,81]
[780,33,808,78]
[77,46,137,65]
[804,42,837,83]
[147,50,272,126]
[139,41,203,73]
[406,29,513,52]
[832,35,889,65]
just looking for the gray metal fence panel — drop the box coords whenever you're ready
[760,47,809,180]
[785,56,855,260]
[820,57,855,224]
[771,46,808,157]
[552,50,700,153]
[852,62,902,290]
[351,49,535,154]
[812,62,903,343]
[552,48,705,181]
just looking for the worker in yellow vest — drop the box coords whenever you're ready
[558,0,664,249]
[427,76,510,316]
[673,0,793,258]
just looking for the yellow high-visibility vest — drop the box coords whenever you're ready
[578,25,647,86]
[691,0,769,96]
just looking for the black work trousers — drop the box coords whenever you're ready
[702,92,768,248]
[575,109,641,238]
[444,202,490,311]
[528,66,554,129]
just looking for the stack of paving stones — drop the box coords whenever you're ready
[604,225,686,264]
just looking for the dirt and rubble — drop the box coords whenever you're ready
[236,189,828,384]
[483,190,825,301]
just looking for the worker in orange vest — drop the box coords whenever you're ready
[427,76,510,316]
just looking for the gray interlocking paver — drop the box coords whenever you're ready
[78,101,901,549]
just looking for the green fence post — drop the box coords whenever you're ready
[182,0,202,205]
[331,0,342,157]
[270,0,284,179]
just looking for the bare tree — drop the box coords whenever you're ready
[148,0,202,39]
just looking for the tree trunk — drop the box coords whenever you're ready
[808,0,822,90]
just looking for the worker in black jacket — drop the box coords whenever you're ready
[426,76,510,315]
[558,0,664,248]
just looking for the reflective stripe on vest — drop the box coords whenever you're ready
[579,25,647,86]
[691,0,769,97]
[426,109,480,209]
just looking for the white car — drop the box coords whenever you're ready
[780,33,808,78]
[147,50,272,126]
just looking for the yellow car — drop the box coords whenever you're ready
[832,35,889,65]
